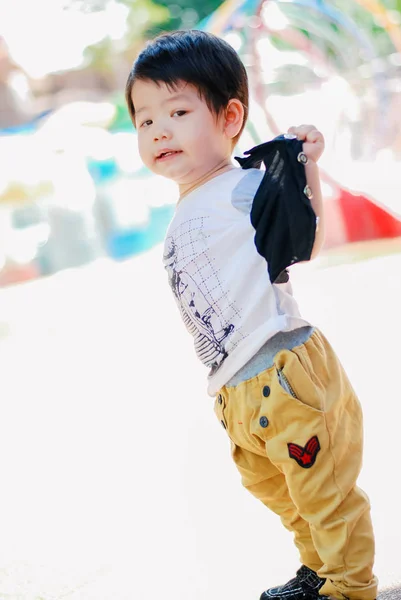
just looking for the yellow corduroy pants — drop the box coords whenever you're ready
[214,329,378,600]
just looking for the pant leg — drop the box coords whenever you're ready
[263,330,378,600]
[231,442,323,572]
[214,384,322,572]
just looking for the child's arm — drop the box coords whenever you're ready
[287,125,326,259]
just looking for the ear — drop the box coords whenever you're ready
[224,98,244,140]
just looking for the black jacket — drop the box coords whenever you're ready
[235,134,317,284]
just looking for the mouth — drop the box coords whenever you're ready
[156,150,183,162]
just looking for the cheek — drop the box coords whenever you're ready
[185,121,221,152]
[194,127,225,157]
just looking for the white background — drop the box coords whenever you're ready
[0,245,400,599]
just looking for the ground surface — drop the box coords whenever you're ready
[0,242,400,600]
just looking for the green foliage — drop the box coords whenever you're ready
[69,0,401,79]
[120,0,170,34]
[84,38,115,74]
[82,0,169,76]
[146,0,224,35]
[382,0,401,12]
[330,0,398,55]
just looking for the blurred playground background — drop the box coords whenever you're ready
[1,1,401,599]
[1,0,401,286]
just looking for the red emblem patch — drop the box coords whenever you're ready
[288,436,321,468]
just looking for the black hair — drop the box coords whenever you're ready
[125,29,249,144]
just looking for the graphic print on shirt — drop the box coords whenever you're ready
[163,217,236,374]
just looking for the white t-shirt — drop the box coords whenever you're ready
[163,167,311,396]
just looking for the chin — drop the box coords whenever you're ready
[160,166,192,184]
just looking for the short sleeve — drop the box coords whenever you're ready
[231,169,264,215]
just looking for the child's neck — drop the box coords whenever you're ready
[178,159,235,205]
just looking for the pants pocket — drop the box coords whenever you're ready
[277,366,298,398]
[274,348,325,413]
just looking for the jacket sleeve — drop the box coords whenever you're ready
[235,135,317,284]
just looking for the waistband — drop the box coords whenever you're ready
[225,326,315,388]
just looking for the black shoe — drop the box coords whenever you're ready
[260,565,331,600]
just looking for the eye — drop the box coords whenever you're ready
[140,119,152,128]
[172,110,187,117]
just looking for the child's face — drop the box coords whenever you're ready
[131,79,232,187]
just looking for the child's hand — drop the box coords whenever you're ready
[287,124,325,163]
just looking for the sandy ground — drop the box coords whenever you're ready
[0,244,400,600]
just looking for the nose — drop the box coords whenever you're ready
[153,122,172,142]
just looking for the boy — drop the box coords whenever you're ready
[125,29,377,600]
